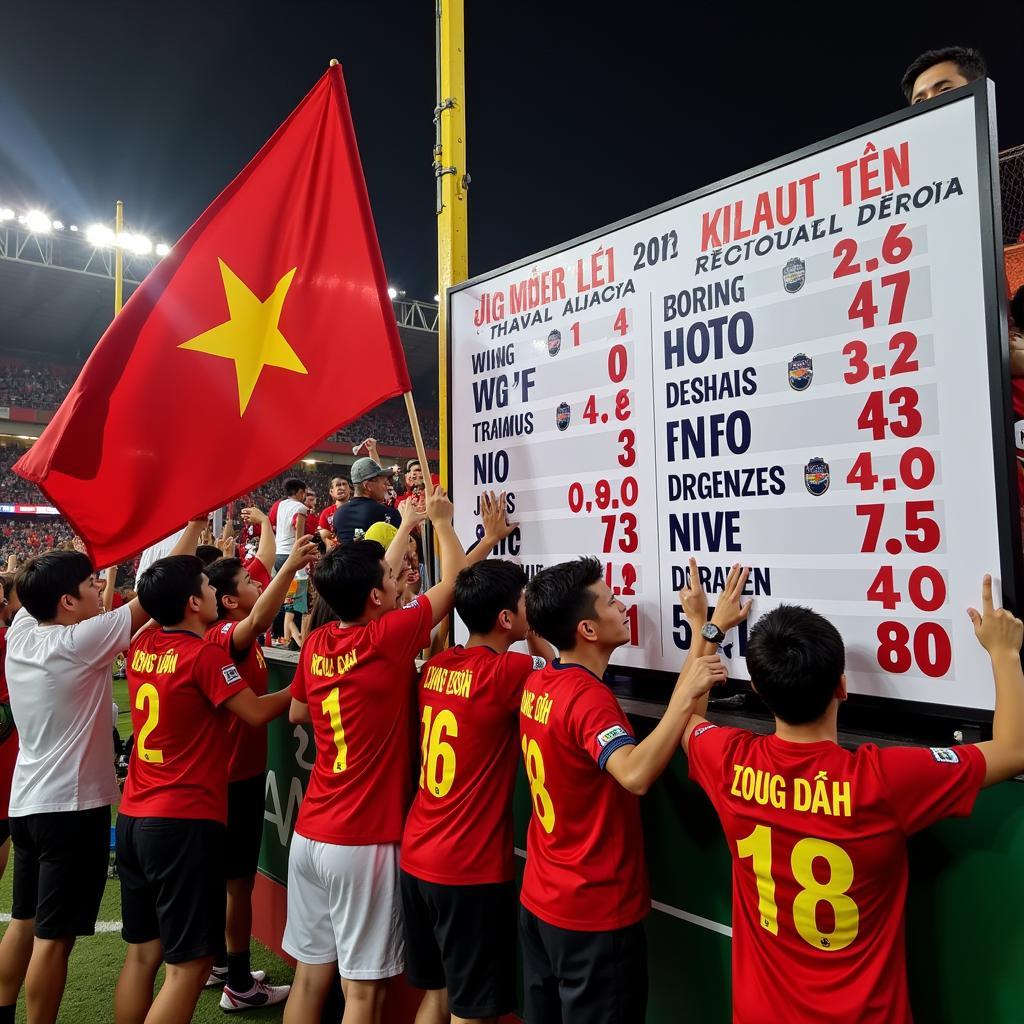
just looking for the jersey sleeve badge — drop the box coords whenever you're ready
[221,664,242,685]
[930,747,960,764]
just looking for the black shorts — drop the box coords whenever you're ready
[10,806,110,939]
[116,815,226,964]
[400,870,516,1019]
[225,774,264,880]
[0,819,9,847]
[519,905,648,1024]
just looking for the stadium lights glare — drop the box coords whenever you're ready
[434,293,440,302]
[24,209,52,234]
[52,220,64,230]
[155,242,170,257]
[122,233,152,256]
[387,286,398,299]
[69,224,78,232]
[302,458,317,465]
[86,223,114,247]
[0,208,14,222]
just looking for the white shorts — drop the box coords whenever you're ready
[282,834,404,979]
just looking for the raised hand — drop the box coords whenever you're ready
[481,490,517,542]
[679,556,708,626]
[400,493,427,529]
[683,654,729,699]
[284,534,319,573]
[709,563,752,632]
[241,506,269,527]
[968,574,1023,657]
[426,487,454,525]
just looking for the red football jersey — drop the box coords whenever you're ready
[518,661,649,931]
[318,504,340,533]
[401,645,544,885]
[206,619,269,782]
[120,628,245,823]
[0,628,18,818]
[688,725,986,1023]
[292,595,433,845]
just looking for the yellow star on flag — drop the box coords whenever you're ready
[179,259,308,414]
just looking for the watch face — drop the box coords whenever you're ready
[701,623,722,641]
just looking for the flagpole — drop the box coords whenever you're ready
[435,0,468,492]
[114,200,124,315]
[403,392,434,496]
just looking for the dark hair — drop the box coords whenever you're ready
[137,555,206,626]
[313,541,386,621]
[308,586,341,631]
[331,476,351,487]
[525,557,602,651]
[204,557,244,620]
[1010,285,1024,330]
[900,46,986,101]
[16,551,94,621]
[284,478,306,497]
[0,572,15,603]
[196,544,222,566]
[455,560,527,635]
[745,605,845,725]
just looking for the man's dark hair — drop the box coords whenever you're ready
[196,544,222,567]
[526,557,603,651]
[456,560,528,635]
[205,557,244,620]
[900,46,986,102]
[16,551,94,621]
[308,586,341,631]
[313,541,386,621]
[284,477,306,497]
[331,476,351,488]
[745,605,845,725]
[137,555,206,626]
[0,572,16,602]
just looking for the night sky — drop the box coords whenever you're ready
[1,1,1021,304]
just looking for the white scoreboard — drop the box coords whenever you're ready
[448,84,1017,712]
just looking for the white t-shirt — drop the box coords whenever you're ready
[6,604,132,815]
[274,499,307,556]
[135,527,186,587]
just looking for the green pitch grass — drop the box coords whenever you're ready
[0,675,295,1021]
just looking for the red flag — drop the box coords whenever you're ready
[15,65,411,567]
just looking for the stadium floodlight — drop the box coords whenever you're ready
[52,220,64,230]
[155,242,171,257]
[24,209,52,234]
[128,234,153,256]
[0,208,14,222]
[387,286,398,299]
[302,458,317,465]
[434,293,440,302]
[86,223,114,247]
[69,224,79,232]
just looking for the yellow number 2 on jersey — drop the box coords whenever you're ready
[135,683,164,764]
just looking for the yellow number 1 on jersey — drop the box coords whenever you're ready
[321,688,348,773]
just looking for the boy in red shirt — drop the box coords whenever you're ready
[283,487,495,1024]
[202,533,317,1009]
[518,558,744,1024]
[114,555,296,1024]
[681,566,1024,1024]
[400,560,553,1024]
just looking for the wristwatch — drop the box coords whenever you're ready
[700,622,726,646]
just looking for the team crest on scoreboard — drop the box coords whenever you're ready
[782,257,806,294]
[556,401,571,431]
[788,353,813,392]
[803,456,830,496]
[547,329,562,357]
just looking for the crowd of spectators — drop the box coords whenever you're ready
[0,516,78,561]
[0,357,78,410]
[0,356,441,448]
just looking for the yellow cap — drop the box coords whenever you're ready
[363,521,399,549]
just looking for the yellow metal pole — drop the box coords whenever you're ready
[114,200,124,315]
[435,0,468,490]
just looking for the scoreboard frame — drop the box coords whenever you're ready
[445,79,1020,730]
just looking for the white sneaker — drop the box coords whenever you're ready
[205,967,266,989]
[220,978,290,1012]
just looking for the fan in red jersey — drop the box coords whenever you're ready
[115,554,296,1024]
[281,489,511,1024]
[202,533,317,1010]
[516,557,737,1024]
[400,557,553,1024]
[681,559,1024,1024]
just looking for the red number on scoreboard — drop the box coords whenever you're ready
[833,238,861,278]
[583,395,599,424]
[613,308,629,336]
[881,223,913,264]
[617,429,636,467]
